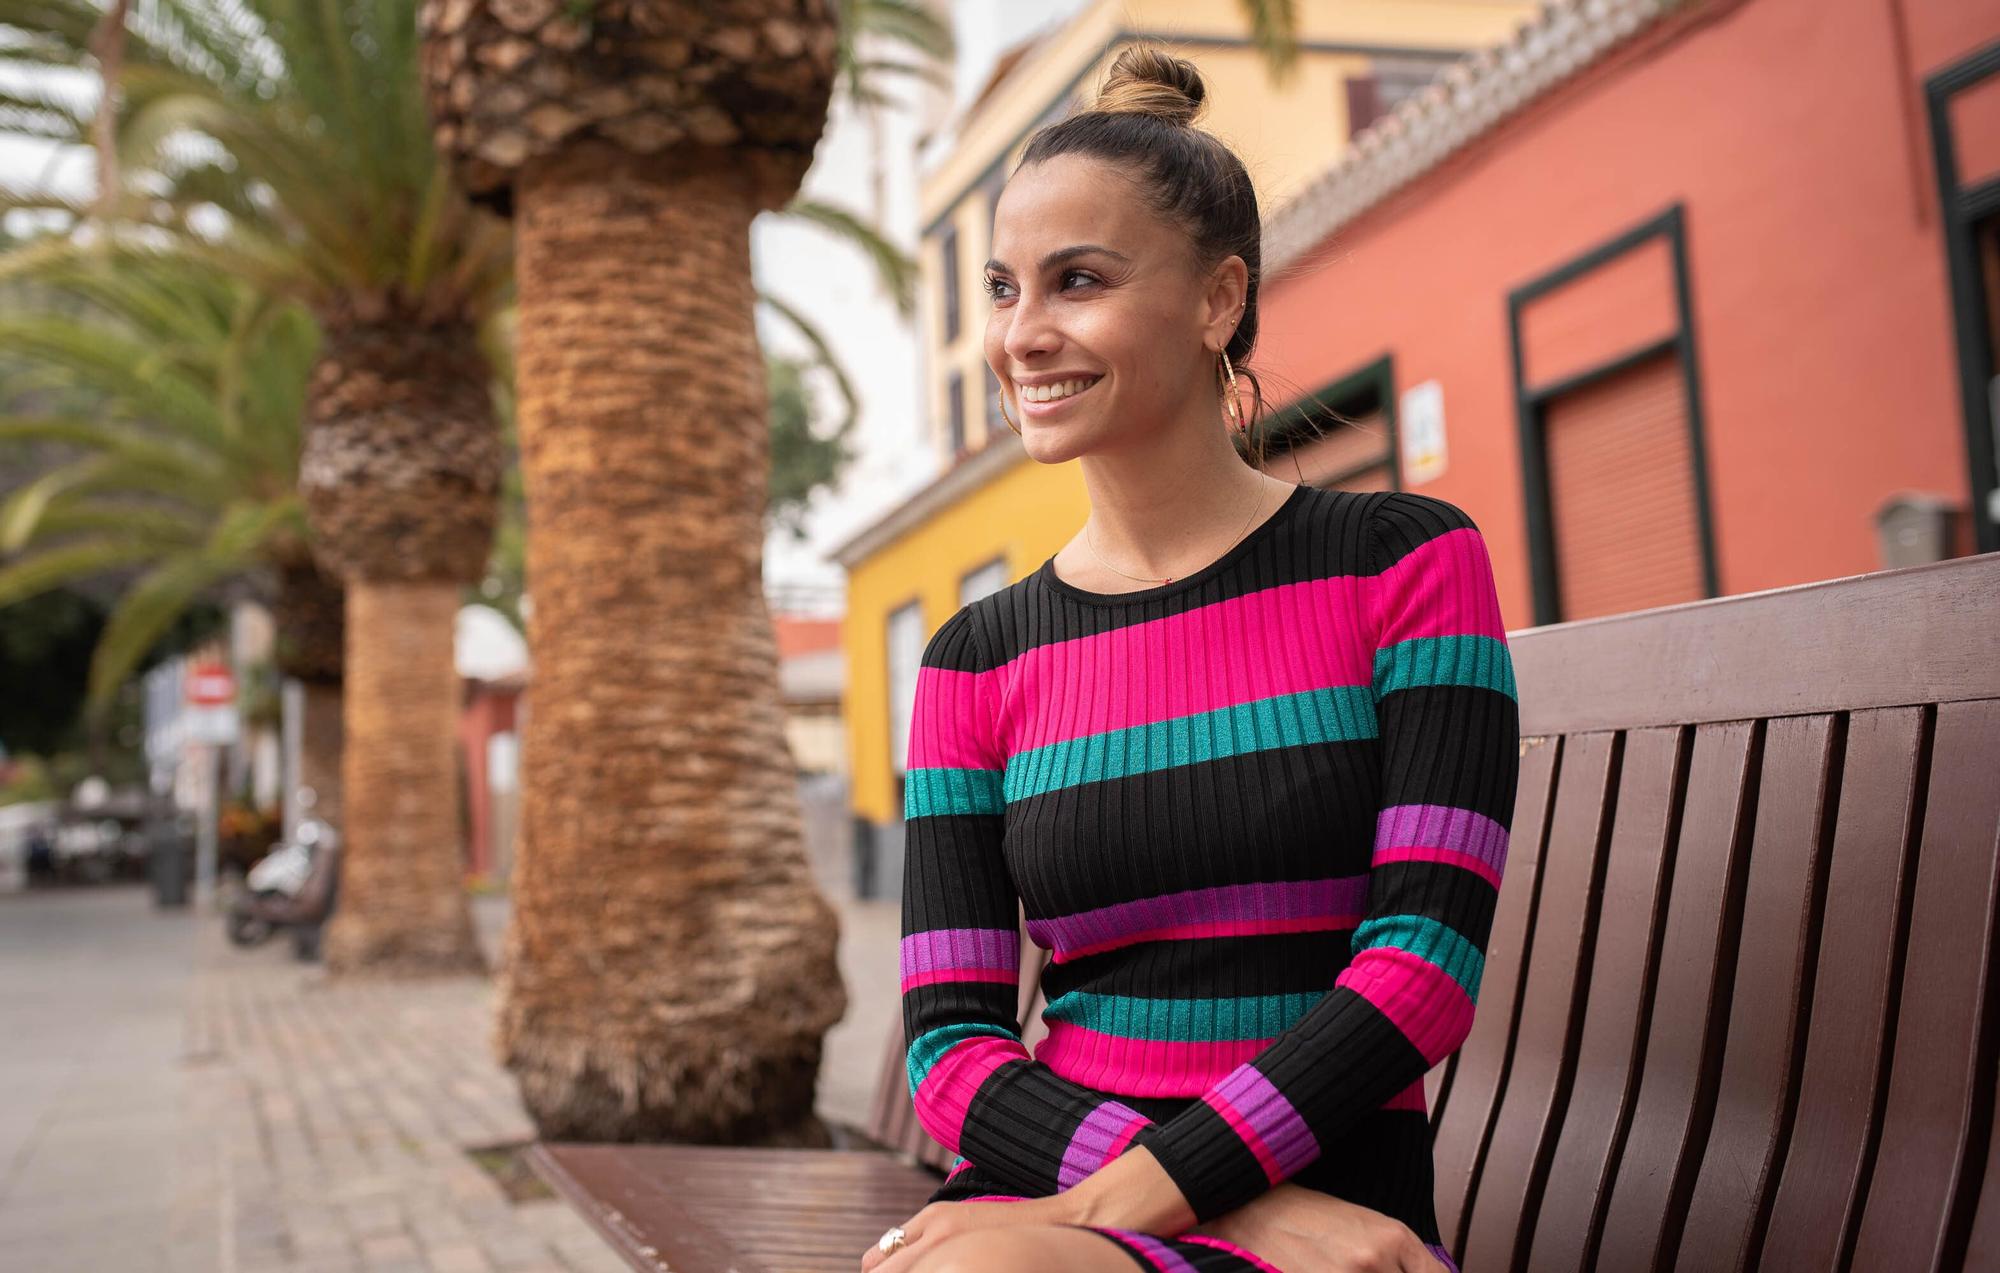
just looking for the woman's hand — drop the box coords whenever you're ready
[859,1197,1064,1272]
[1187,1182,1448,1272]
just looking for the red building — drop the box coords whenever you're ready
[1251,0,2000,627]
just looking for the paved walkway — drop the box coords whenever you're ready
[0,881,904,1272]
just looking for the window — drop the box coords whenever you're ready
[885,600,925,804]
[940,225,961,344]
[1262,356,1399,492]
[947,371,965,455]
[1345,56,1453,138]
[960,558,1008,606]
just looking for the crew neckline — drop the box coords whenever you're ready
[1036,481,1311,607]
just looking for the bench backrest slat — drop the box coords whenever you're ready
[1516,723,1685,1264]
[1756,705,1928,1266]
[1431,730,1559,1240]
[1847,698,2000,1269]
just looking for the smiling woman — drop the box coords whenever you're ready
[872,44,1516,1273]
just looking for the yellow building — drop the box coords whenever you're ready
[828,0,1540,897]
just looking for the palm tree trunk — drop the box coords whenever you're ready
[498,138,847,1143]
[300,680,344,830]
[323,580,484,975]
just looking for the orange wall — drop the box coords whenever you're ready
[1256,0,2000,632]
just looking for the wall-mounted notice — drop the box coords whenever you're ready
[1400,379,1447,485]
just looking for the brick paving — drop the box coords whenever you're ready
[0,880,905,1272]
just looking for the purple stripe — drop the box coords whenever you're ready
[1102,1229,1200,1273]
[1427,1243,1460,1273]
[900,928,1019,977]
[1214,1064,1319,1177]
[1026,877,1369,954]
[1375,804,1508,875]
[1057,1099,1148,1190]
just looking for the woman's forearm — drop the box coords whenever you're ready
[1050,1144,1199,1235]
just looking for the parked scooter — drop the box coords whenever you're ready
[225,806,340,959]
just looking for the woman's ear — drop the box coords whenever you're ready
[1202,254,1249,350]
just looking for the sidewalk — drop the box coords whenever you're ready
[0,881,904,1272]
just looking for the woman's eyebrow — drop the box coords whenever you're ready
[984,245,1132,274]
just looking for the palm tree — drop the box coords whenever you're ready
[413,1,863,1143]
[0,252,348,818]
[0,0,515,973]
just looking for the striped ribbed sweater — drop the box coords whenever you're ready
[899,482,1520,1253]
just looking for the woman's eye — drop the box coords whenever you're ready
[982,275,1012,301]
[984,270,1098,303]
[1060,269,1099,289]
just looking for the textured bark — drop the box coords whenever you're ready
[416,0,837,217]
[273,554,345,685]
[300,680,345,831]
[323,581,486,976]
[494,141,846,1143]
[298,318,502,584]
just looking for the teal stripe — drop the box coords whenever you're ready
[1004,685,1378,802]
[1041,989,1324,1041]
[906,1021,1021,1094]
[904,766,1005,818]
[1373,634,1517,700]
[1353,914,1485,1004]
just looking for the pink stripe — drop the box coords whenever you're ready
[914,1035,1025,1149]
[1202,1088,1286,1184]
[906,666,999,770]
[962,1194,1031,1202]
[1338,946,1477,1067]
[900,965,1017,991]
[1368,527,1506,644]
[1051,914,1359,964]
[1035,1022,1270,1096]
[1372,844,1502,891]
[945,1158,975,1180]
[1105,1116,1148,1161]
[1384,1077,1429,1112]
[999,575,1372,753]
[1031,877,1369,963]
[1180,1233,1286,1272]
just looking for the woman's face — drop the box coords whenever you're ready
[982,152,1239,460]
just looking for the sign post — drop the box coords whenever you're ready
[185,662,237,912]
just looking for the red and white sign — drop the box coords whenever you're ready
[187,663,235,706]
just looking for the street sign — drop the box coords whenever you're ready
[187,663,235,706]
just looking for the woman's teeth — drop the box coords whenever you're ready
[1020,376,1100,403]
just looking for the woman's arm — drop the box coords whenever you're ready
[901,603,1163,1198]
[1099,491,1522,1226]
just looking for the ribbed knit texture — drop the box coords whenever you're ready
[900,483,1519,1262]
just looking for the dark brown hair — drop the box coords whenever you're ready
[1016,45,1299,466]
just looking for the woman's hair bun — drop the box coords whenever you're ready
[1092,45,1206,128]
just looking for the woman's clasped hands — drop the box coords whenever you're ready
[858,1183,1449,1272]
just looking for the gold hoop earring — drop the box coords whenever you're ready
[997,388,1021,436]
[1218,350,1247,434]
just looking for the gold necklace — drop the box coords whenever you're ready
[1083,480,1269,585]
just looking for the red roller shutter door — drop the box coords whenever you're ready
[1543,351,1706,621]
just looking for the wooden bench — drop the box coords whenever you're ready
[531,550,2000,1272]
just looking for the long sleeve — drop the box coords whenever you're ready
[901,603,1160,1198]
[1136,491,1522,1225]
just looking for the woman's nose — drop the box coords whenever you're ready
[1002,295,1059,363]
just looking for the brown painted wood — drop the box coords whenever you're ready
[1432,731,1560,1243]
[1458,732,1616,1272]
[1675,715,1840,1273]
[1524,726,1686,1272]
[1508,552,2000,735]
[1755,707,1929,1273]
[1849,699,2000,1272]
[528,1143,941,1273]
[1593,720,1758,1271]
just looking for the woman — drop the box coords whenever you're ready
[865,46,1520,1273]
